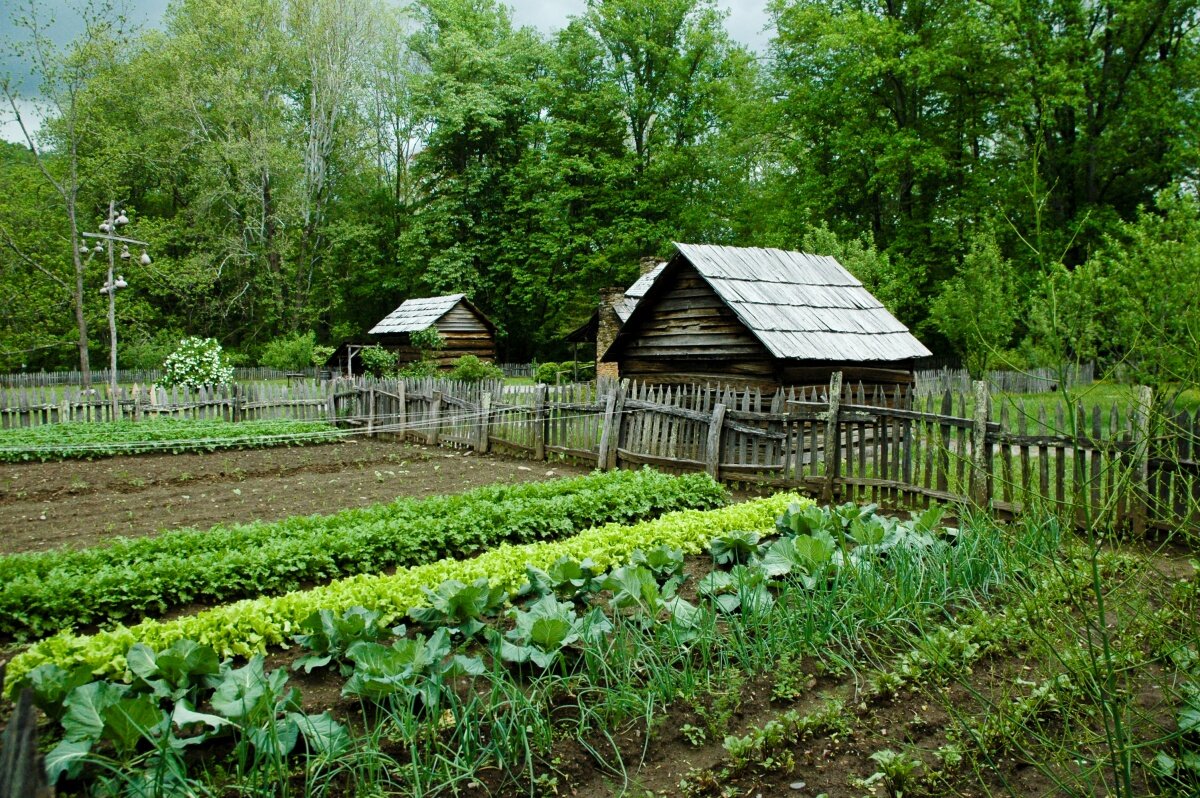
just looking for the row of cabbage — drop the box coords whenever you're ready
[0,468,727,640]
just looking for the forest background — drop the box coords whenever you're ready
[1,0,1197,387]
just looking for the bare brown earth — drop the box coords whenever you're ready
[0,439,590,554]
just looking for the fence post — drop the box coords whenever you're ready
[326,386,336,425]
[1131,384,1154,535]
[476,392,491,453]
[706,403,727,479]
[597,390,618,469]
[532,384,548,461]
[607,382,628,469]
[366,385,376,436]
[428,390,443,446]
[231,385,242,423]
[970,380,991,507]
[822,371,844,504]
[396,381,407,439]
[0,686,51,798]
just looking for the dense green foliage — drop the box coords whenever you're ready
[0,418,335,462]
[447,354,503,382]
[259,331,318,372]
[0,468,726,639]
[4,493,787,688]
[4,0,1195,375]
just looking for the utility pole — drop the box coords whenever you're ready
[82,202,150,419]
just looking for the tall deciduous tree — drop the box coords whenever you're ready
[1,0,133,382]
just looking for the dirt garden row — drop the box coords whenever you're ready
[0,439,589,554]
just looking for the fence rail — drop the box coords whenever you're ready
[1,371,1194,534]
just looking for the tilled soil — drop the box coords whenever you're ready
[0,439,590,554]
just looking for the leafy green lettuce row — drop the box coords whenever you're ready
[0,468,727,640]
[4,494,808,693]
[0,418,337,463]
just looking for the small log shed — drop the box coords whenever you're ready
[369,293,497,370]
[599,243,931,396]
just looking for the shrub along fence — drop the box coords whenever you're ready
[1,373,1194,534]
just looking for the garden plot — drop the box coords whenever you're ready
[7,491,1195,798]
[0,438,590,554]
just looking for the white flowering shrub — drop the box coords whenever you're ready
[158,337,235,389]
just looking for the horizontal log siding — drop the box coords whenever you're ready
[618,267,774,386]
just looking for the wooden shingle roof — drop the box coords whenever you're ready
[614,264,666,322]
[625,243,931,362]
[369,294,493,335]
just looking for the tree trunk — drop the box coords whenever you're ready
[68,197,91,388]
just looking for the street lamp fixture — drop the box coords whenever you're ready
[81,201,150,419]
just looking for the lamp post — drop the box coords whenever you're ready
[81,201,151,419]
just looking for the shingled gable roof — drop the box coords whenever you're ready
[608,243,931,362]
[368,294,494,336]
[613,264,666,322]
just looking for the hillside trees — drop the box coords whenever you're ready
[1,0,1197,368]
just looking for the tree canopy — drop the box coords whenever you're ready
[1,0,1196,375]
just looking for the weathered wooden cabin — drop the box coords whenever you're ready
[600,243,931,395]
[369,294,497,370]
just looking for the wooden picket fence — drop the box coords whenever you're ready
[914,362,1094,396]
[1,371,1195,534]
[0,382,335,428]
[0,366,319,389]
[342,374,1196,535]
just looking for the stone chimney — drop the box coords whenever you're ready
[595,286,625,381]
[639,256,661,275]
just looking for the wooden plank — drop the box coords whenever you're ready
[706,403,727,479]
[823,372,843,503]
[532,384,547,460]
[476,392,492,453]
[428,391,443,446]
[971,381,990,506]
[936,390,952,495]
[597,390,618,469]
[617,448,705,471]
[544,445,601,463]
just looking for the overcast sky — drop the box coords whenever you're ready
[1,0,772,143]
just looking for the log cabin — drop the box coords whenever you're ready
[599,243,931,397]
[369,294,496,370]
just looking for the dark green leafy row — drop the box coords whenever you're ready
[0,418,338,462]
[0,468,727,640]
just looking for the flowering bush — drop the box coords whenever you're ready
[158,337,235,389]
